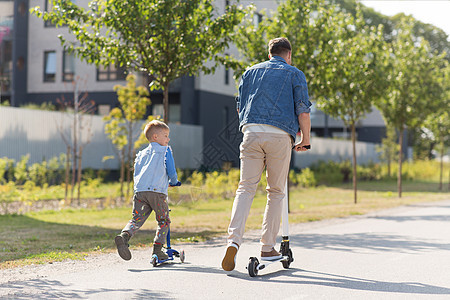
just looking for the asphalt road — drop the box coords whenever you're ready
[2,199,450,299]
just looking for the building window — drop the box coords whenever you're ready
[96,64,127,81]
[44,0,55,27]
[44,51,56,82]
[62,51,75,82]
[153,104,181,123]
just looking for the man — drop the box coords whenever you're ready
[221,37,311,271]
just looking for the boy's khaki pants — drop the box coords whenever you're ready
[227,132,292,252]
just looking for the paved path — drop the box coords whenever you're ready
[2,200,450,299]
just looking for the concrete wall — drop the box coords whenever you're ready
[0,106,202,169]
[293,137,380,169]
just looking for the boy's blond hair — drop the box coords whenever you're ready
[144,120,169,141]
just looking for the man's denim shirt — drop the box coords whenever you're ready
[134,142,178,196]
[236,56,311,140]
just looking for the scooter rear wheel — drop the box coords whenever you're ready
[151,256,158,267]
[282,248,293,269]
[248,257,259,277]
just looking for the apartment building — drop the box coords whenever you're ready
[2,0,386,168]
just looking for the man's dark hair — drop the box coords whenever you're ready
[268,37,291,56]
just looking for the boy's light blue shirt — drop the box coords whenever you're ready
[133,142,178,195]
[236,56,311,140]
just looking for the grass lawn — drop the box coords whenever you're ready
[1,180,449,269]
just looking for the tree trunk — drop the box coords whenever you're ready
[77,147,83,205]
[439,141,443,191]
[397,129,403,198]
[65,146,70,204]
[119,148,125,203]
[71,128,77,205]
[387,155,391,178]
[163,82,170,123]
[351,124,357,204]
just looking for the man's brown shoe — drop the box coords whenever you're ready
[261,248,282,261]
[222,243,239,271]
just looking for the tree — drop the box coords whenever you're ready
[424,65,450,190]
[56,77,95,204]
[31,0,246,123]
[376,126,399,178]
[225,0,347,98]
[229,0,387,204]
[103,74,155,200]
[314,7,386,204]
[375,16,447,197]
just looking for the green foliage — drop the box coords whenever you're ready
[28,161,48,186]
[0,155,67,188]
[204,170,239,198]
[20,102,56,111]
[31,0,247,122]
[103,74,156,198]
[103,74,151,153]
[377,17,447,133]
[0,181,19,202]
[0,158,11,184]
[187,171,205,188]
[289,168,317,188]
[375,16,448,197]
[376,127,399,176]
[14,155,29,185]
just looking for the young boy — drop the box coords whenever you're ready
[115,120,181,261]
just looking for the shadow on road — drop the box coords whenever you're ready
[0,278,174,299]
[369,215,450,222]
[228,268,450,295]
[288,232,450,253]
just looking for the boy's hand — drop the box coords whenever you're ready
[169,181,182,187]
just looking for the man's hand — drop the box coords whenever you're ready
[169,181,182,187]
[293,142,311,152]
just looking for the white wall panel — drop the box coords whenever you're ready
[293,136,380,169]
[0,107,203,169]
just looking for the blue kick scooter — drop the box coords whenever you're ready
[151,229,185,267]
[151,182,185,267]
[247,181,294,277]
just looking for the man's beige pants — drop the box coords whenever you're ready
[227,132,292,252]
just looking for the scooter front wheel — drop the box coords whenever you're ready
[180,249,185,263]
[248,257,259,277]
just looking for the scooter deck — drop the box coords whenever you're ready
[256,255,289,270]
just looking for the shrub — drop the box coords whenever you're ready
[47,156,62,185]
[188,171,204,188]
[290,168,316,188]
[0,157,11,184]
[28,161,48,186]
[310,161,344,185]
[14,155,30,185]
[297,168,316,188]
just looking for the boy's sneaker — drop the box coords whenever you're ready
[221,243,239,271]
[261,248,282,261]
[115,232,131,261]
[153,243,168,260]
